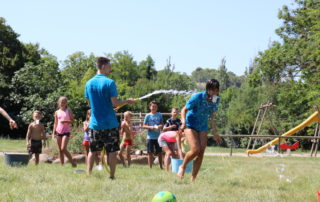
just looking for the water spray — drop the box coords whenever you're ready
[115,89,196,111]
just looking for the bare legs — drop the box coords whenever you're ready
[177,129,207,182]
[119,144,127,167]
[87,150,96,175]
[126,145,131,167]
[163,143,177,172]
[87,150,117,179]
[56,136,76,167]
[148,152,153,168]
[108,152,117,178]
[148,152,163,169]
[35,153,39,165]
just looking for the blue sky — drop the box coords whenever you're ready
[0,0,293,76]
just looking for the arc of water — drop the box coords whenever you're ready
[138,89,196,100]
[115,89,196,111]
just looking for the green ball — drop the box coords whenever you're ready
[152,191,177,202]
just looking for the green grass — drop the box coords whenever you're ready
[0,155,320,201]
[0,138,27,153]
[0,138,313,155]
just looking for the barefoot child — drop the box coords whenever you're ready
[26,111,46,165]
[83,109,91,156]
[178,79,223,182]
[119,111,135,167]
[83,109,100,168]
[142,101,164,169]
[52,96,76,167]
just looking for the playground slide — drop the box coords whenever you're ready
[246,111,320,155]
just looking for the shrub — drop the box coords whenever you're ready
[68,125,84,154]
[133,130,147,151]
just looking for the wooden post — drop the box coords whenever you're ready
[252,106,268,149]
[312,105,320,157]
[229,137,233,156]
[310,123,319,157]
[247,107,262,150]
[314,127,320,157]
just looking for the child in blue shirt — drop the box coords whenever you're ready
[142,101,164,169]
[178,79,223,182]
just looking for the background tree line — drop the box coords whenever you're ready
[1,0,319,149]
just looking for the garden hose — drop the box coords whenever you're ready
[115,98,140,111]
[101,147,110,173]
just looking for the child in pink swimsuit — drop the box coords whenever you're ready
[158,131,184,172]
[52,96,76,167]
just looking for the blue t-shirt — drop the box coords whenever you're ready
[144,112,163,140]
[85,74,119,130]
[186,91,220,132]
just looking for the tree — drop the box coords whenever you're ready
[108,51,140,87]
[0,17,30,107]
[138,55,157,80]
[217,57,230,92]
[61,52,96,85]
[10,56,62,136]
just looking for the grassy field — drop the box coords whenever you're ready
[0,138,27,153]
[1,138,311,154]
[1,138,320,201]
[1,154,320,201]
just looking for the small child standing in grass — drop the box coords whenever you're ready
[83,109,101,169]
[52,96,76,167]
[26,110,46,165]
[142,101,164,169]
[83,109,91,156]
[119,111,135,167]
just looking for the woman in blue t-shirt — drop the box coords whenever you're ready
[178,79,223,182]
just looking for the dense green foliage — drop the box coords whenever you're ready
[0,0,320,150]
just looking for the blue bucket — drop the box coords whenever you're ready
[171,157,193,173]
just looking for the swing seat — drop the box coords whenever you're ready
[279,141,299,151]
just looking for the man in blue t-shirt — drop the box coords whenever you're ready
[142,101,164,169]
[178,79,223,182]
[85,57,135,179]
